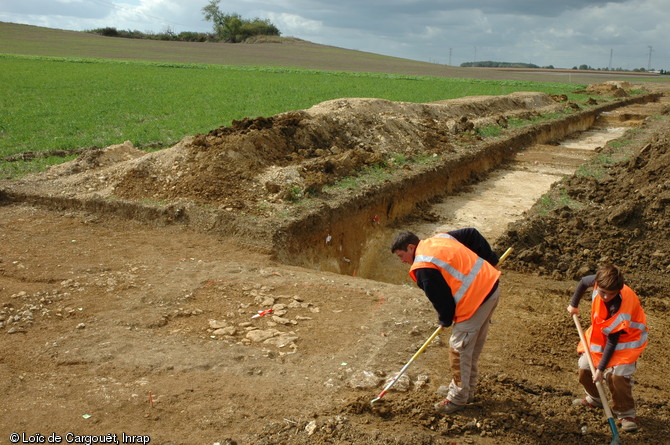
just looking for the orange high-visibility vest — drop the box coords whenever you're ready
[409,233,501,323]
[577,284,648,367]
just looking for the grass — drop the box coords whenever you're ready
[575,153,618,179]
[537,187,582,215]
[574,131,640,180]
[0,53,589,163]
[323,165,392,194]
[323,165,390,194]
[322,152,440,196]
[476,125,503,138]
[1,23,651,180]
[507,110,575,128]
[0,154,79,177]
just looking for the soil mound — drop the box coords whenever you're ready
[25,92,566,213]
[574,80,634,98]
[48,140,146,175]
[495,104,670,297]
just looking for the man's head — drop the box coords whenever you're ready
[391,231,420,264]
[595,263,624,301]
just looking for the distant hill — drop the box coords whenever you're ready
[0,22,474,78]
[0,22,658,83]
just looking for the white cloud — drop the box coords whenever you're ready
[268,12,322,34]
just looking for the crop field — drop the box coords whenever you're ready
[1,53,589,176]
[6,21,663,178]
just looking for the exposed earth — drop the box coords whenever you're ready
[1,81,669,445]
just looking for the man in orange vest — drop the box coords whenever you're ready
[567,264,648,432]
[391,228,501,414]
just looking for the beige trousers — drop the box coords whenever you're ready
[445,286,500,405]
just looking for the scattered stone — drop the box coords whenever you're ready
[348,371,382,389]
[384,373,410,392]
[415,374,430,389]
[271,315,292,325]
[213,327,236,336]
[305,420,317,436]
[263,333,298,348]
[258,296,275,307]
[209,319,227,329]
[246,329,277,343]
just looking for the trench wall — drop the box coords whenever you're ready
[0,93,660,272]
[271,93,661,275]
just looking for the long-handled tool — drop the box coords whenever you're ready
[370,246,513,406]
[370,324,443,405]
[572,313,621,445]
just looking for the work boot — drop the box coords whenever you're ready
[572,397,602,408]
[620,417,639,432]
[437,385,474,403]
[434,399,464,414]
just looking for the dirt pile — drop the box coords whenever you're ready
[573,80,635,98]
[19,93,567,215]
[495,102,670,297]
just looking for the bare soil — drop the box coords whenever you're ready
[1,82,669,445]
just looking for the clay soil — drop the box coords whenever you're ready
[1,82,669,445]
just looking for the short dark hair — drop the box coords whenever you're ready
[595,263,624,291]
[391,231,420,253]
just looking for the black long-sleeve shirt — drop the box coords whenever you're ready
[414,228,499,327]
[571,274,622,371]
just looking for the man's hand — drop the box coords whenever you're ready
[567,305,579,315]
[593,369,604,383]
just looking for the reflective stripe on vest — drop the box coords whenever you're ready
[409,233,500,323]
[589,313,649,353]
[414,233,485,304]
[582,284,648,365]
[413,254,485,304]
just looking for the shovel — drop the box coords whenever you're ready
[370,246,513,406]
[572,313,621,445]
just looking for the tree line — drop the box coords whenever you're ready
[88,0,280,43]
[461,61,667,74]
[460,61,546,69]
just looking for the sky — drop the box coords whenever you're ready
[0,0,668,71]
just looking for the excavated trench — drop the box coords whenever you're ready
[0,92,660,285]
[357,124,632,285]
[274,95,660,283]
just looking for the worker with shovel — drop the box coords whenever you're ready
[391,228,501,414]
[567,263,648,433]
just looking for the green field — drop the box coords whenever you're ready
[1,54,588,158]
[0,22,610,177]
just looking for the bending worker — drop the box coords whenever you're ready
[391,228,500,414]
[568,263,648,432]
